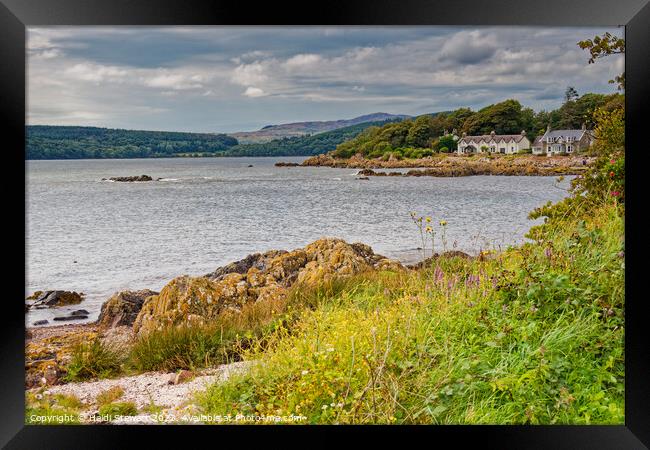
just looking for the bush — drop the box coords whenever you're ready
[98,402,138,420]
[439,146,450,153]
[64,339,124,382]
[518,148,532,154]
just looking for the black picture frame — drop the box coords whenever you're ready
[3,0,649,447]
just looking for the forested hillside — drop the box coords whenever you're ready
[26,126,238,159]
[223,119,407,157]
[332,93,623,159]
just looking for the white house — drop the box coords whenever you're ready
[532,124,595,156]
[457,130,531,155]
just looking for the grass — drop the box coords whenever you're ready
[25,392,83,425]
[195,200,624,424]
[96,386,125,406]
[63,338,124,382]
[98,402,138,420]
[126,296,286,372]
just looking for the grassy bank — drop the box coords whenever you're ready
[195,197,624,424]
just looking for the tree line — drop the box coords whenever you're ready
[331,93,623,159]
[26,126,238,159]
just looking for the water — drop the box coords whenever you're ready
[26,157,572,326]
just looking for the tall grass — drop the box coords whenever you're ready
[63,338,124,382]
[196,201,624,424]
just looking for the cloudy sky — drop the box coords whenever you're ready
[27,26,624,133]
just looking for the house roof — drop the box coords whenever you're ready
[545,130,589,140]
[459,134,527,145]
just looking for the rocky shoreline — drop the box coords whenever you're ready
[25,237,494,424]
[24,239,410,418]
[284,153,594,176]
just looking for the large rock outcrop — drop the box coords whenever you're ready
[97,289,159,328]
[133,238,403,335]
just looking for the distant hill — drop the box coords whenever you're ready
[222,119,406,157]
[26,126,238,159]
[229,112,411,143]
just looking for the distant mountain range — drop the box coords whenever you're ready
[229,112,411,143]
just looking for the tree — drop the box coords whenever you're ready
[578,32,625,90]
[565,86,579,102]
[438,134,458,152]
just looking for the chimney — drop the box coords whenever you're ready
[581,122,586,130]
[521,130,526,135]
[452,128,457,135]
[443,129,448,136]
[490,130,496,136]
[462,132,467,137]
[546,123,551,133]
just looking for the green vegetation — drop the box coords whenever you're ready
[98,402,138,420]
[331,94,622,160]
[222,120,404,157]
[26,125,238,159]
[96,386,125,406]
[63,338,125,382]
[25,392,83,424]
[192,90,625,424]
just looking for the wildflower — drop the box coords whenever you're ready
[611,191,620,197]
[609,171,615,178]
[610,159,616,164]
[440,220,447,226]
[301,370,309,375]
[425,217,432,223]
[425,226,432,233]
[544,247,552,259]
[618,251,625,259]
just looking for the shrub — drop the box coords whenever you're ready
[63,338,124,382]
[98,402,138,420]
[518,148,532,154]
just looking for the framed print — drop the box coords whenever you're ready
[2,0,649,447]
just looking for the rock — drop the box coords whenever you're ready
[247,165,254,167]
[107,175,153,182]
[204,251,286,281]
[134,238,404,335]
[356,177,370,181]
[25,325,99,388]
[27,291,84,309]
[168,369,194,385]
[274,162,300,167]
[97,289,158,329]
[33,320,49,326]
[71,309,90,316]
[53,315,88,321]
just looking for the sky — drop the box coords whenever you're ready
[27,26,624,133]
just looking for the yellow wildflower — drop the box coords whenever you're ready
[440,220,447,226]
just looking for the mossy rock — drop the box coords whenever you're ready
[134,238,404,335]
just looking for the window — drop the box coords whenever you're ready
[567,145,573,152]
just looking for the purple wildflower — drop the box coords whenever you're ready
[544,247,552,259]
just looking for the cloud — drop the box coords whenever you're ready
[27,26,624,132]
[243,87,267,97]
[284,53,322,69]
[439,30,498,64]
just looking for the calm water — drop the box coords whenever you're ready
[26,157,572,326]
